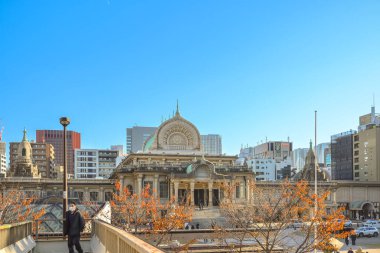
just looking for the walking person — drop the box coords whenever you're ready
[64,201,85,253]
[350,233,357,246]
[345,236,349,246]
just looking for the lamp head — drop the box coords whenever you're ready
[59,117,71,127]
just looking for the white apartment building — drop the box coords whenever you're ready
[75,149,98,179]
[75,149,118,179]
[247,158,276,181]
[0,142,6,177]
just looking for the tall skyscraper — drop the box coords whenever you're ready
[0,142,6,177]
[292,148,309,173]
[126,126,157,154]
[331,130,356,180]
[201,134,222,155]
[316,142,331,165]
[353,106,380,181]
[36,130,81,175]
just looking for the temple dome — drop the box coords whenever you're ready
[143,104,201,153]
[17,128,33,163]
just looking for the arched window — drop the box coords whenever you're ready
[22,148,26,156]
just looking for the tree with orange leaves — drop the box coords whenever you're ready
[111,181,159,233]
[111,180,193,249]
[0,189,45,232]
[217,180,351,253]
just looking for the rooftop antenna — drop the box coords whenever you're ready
[265,136,268,143]
[371,94,376,123]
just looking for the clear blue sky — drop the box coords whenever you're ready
[1,0,379,155]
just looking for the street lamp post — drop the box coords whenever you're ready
[60,117,70,238]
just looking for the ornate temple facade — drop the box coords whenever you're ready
[113,107,254,206]
[9,129,40,178]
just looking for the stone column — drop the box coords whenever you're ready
[153,175,159,198]
[137,174,143,196]
[84,187,90,201]
[333,189,337,205]
[208,182,213,207]
[231,179,236,202]
[246,179,251,204]
[170,181,174,199]
[190,181,195,206]
[119,175,124,194]
[99,187,104,202]
[174,181,179,203]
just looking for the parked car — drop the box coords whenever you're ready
[338,219,352,227]
[355,227,379,237]
[364,220,380,228]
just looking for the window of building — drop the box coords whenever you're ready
[235,184,240,199]
[354,172,359,177]
[144,181,153,195]
[159,181,168,198]
[127,185,133,194]
[105,192,113,201]
[90,192,98,201]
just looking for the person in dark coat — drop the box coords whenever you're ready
[350,233,357,246]
[64,201,85,253]
[345,236,349,246]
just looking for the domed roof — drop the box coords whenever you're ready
[17,128,33,163]
[143,103,201,153]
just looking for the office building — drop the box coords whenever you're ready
[0,142,6,177]
[292,148,309,173]
[110,145,124,156]
[36,130,81,175]
[353,106,380,181]
[126,126,157,154]
[75,149,118,179]
[201,134,222,155]
[247,158,276,181]
[253,141,292,162]
[331,130,356,180]
[316,142,331,165]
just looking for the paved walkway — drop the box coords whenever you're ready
[34,240,91,253]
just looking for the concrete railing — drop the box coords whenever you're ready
[0,221,33,250]
[92,220,164,253]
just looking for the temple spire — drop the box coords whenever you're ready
[309,139,312,150]
[22,128,28,142]
[176,99,180,116]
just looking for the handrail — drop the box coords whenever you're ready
[0,221,32,249]
[93,220,164,253]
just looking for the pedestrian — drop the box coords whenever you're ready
[345,236,349,246]
[350,233,357,246]
[347,248,354,253]
[196,223,200,229]
[64,201,85,253]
